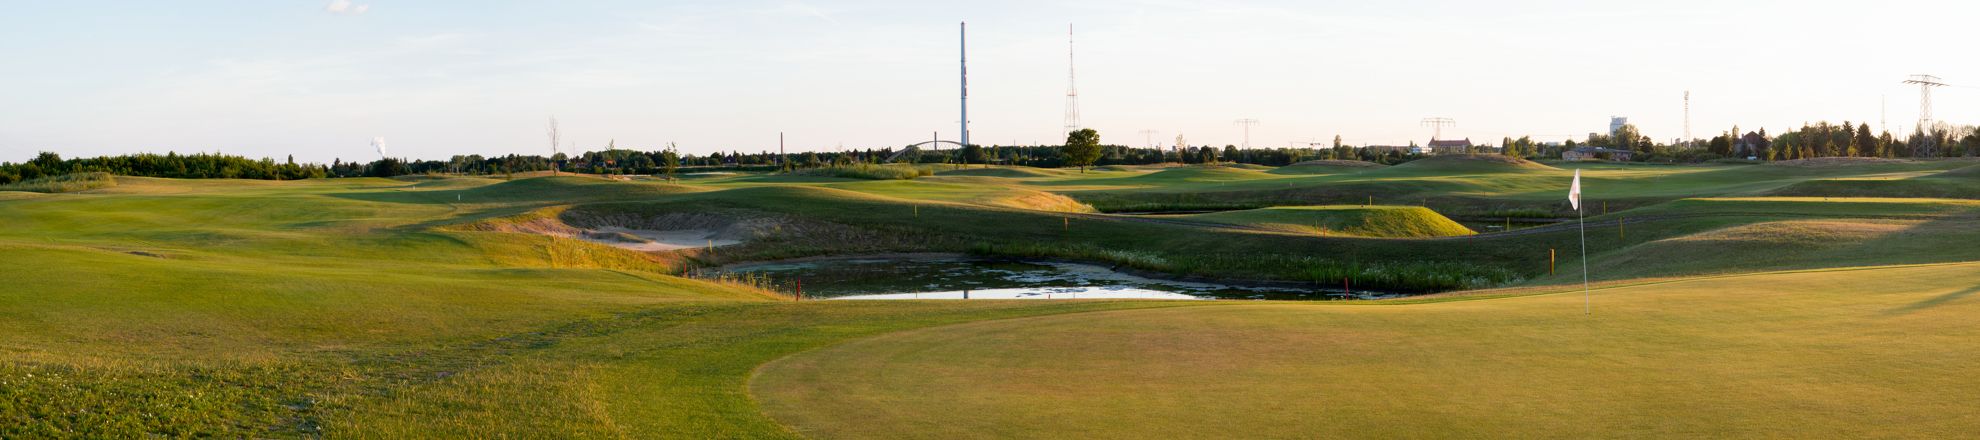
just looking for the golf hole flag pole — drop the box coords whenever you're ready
[1570,169,1589,315]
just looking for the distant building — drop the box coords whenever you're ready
[1563,147,1633,162]
[1427,138,1474,155]
[1610,117,1629,134]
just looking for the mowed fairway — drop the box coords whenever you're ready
[754,262,1980,439]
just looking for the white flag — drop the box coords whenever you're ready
[1568,169,1582,210]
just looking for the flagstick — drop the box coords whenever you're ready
[1579,197,1590,315]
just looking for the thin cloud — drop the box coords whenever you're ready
[761,2,839,26]
[325,0,370,15]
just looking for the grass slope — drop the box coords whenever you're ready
[1183,205,1474,237]
[755,262,1980,439]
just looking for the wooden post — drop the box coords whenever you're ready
[914,205,919,218]
[1505,216,1511,232]
[1063,215,1069,231]
[1620,217,1625,239]
[1550,248,1556,275]
[795,279,802,302]
[1344,277,1351,298]
[1366,195,1372,207]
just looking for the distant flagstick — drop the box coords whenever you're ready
[1570,169,1589,315]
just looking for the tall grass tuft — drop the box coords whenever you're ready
[0,172,116,193]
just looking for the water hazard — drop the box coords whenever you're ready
[717,256,1395,301]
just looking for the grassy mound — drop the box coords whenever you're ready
[1588,219,1912,280]
[975,188,1096,213]
[1935,164,1980,178]
[1765,176,1980,199]
[1768,157,1911,167]
[0,172,116,193]
[1268,160,1385,175]
[431,175,700,203]
[936,167,1069,178]
[1386,155,1556,173]
[790,164,931,180]
[1126,165,1281,183]
[1185,205,1474,238]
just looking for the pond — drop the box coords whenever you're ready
[716,256,1396,301]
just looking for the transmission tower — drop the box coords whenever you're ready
[1683,91,1691,148]
[1421,117,1456,141]
[1905,74,1949,156]
[1234,119,1259,149]
[1904,74,1948,131]
[1063,24,1081,136]
[1138,129,1159,148]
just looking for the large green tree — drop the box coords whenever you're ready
[1061,128,1103,172]
[961,143,985,167]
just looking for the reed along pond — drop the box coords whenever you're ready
[714,256,1395,301]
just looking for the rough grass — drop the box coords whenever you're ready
[1267,159,1385,175]
[1937,164,1980,178]
[1384,154,1557,173]
[754,262,1980,439]
[1767,157,1912,167]
[935,166,1072,178]
[790,164,932,180]
[0,172,117,193]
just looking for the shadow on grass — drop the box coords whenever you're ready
[1886,284,1980,316]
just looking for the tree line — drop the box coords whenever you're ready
[8,122,1974,184]
[1499,121,1980,162]
[0,152,325,184]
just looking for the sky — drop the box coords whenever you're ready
[3,0,1977,162]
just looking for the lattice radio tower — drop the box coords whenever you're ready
[1138,129,1159,148]
[1421,117,1456,141]
[1063,24,1081,136]
[1233,119,1259,149]
[1683,91,1691,147]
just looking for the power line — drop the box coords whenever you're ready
[1421,117,1456,141]
[1233,119,1259,149]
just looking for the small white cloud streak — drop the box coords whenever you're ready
[325,0,369,15]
